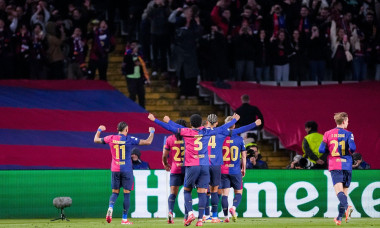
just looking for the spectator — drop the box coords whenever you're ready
[289,29,308,81]
[270,29,291,82]
[211,2,234,37]
[254,29,270,81]
[266,4,287,37]
[30,1,50,29]
[131,147,150,169]
[45,21,65,79]
[69,8,88,35]
[302,121,327,169]
[294,6,312,38]
[122,40,149,108]
[199,25,229,81]
[67,27,87,79]
[169,6,202,99]
[235,94,264,130]
[352,152,370,169]
[246,143,268,169]
[29,23,47,79]
[350,27,368,81]
[308,25,328,82]
[233,20,255,81]
[87,20,115,81]
[14,24,31,79]
[330,20,351,83]
[145,0,171,76]
[0,18,14,79]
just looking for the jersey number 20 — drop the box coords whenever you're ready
[223,146,239,161]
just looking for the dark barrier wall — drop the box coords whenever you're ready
[1,170,379,219]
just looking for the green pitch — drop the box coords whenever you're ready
[0,218,379,227]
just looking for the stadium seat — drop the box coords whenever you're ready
[213,93,226,105]
[300,81,318,86]
[279,81,298,87]
[342,80,359,84]
[320,81,339,85]
[260,81,278,86]
[262,130,278,152]
[199,85,212,98]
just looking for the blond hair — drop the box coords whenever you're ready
[224,116,234,124]
[334,112,348,125]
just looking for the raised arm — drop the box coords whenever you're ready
[214,113,240,134]
[148,113,181,133]
[231,119,261,136]
[94,125,106,143]
[167,120,186,129]
[139,127,155,145]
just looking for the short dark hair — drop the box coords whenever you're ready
[305,121,318,132]
[117,121,128,132]
[241,94,250,103]
[190,114,202,128]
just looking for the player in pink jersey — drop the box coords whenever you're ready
[162,119,187,224]
[148,113,240,227]
[94,121,155,225]
[319,112,356,225]
[219,116,247,223]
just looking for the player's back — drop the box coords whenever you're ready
[209,132,230,166]
[165,135,185,174]
[322,128,356,171]
[181,127,217,166]
[104,134,140,172]
[221,135,245,175]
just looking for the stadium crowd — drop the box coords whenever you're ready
[2,0,380,83]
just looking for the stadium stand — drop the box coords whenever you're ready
[200,81,380,169]
[0,80,170,169]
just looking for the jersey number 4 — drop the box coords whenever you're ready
[194,135,217,151]
[113,145,126,160]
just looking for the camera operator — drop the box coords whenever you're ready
[287,154,314,169]
[352,152,370,170]
[246,143,268,169]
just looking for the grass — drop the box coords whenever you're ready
[0,218,379,228]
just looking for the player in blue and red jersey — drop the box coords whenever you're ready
[204,114,261,223]
[148,113,240,227]
[319,112,356,225]
[94,121,155,225]
[162,119,187,224]
[219,116,247,223]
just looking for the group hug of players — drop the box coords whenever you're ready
[94,111,356,226]
[149,113,261,226]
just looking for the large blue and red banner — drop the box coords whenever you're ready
[200,81,380,169]
[0,80,169,169]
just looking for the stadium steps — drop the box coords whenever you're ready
[256,142,291,169]
[106,42,291,169]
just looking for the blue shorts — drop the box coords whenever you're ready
[220,173,242,190]
[331,170,352,187]
[209,165,221,187]
[184,165,210,189]
[111,171,134,190]
[170,173,185,186]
